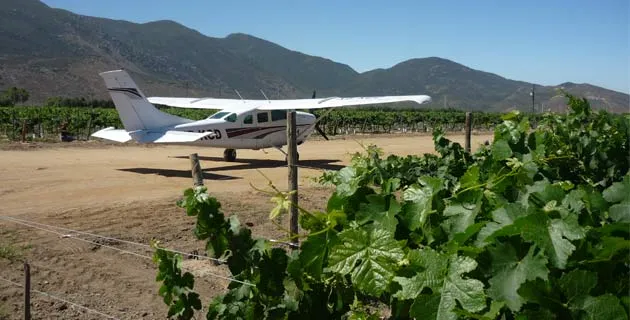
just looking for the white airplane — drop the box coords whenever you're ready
[91,70,432,161]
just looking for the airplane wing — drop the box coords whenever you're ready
[147,95,432,111]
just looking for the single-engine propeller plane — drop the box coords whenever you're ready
[91,70,432,161]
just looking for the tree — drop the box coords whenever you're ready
[0,94,11,106]
[2,87,30,106]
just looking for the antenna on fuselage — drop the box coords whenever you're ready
[260,89,270,103]
[234,89,244,101]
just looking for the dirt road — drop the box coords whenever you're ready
[0,133,491,319]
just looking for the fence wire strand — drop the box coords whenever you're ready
[0,216,255,287]
[0,276,121,320]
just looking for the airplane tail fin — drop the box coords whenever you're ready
[99,70,191,132]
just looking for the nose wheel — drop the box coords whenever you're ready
[223,148,237,162]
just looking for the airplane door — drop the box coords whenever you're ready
[255,111,270,149]
[238,111,257,149]
[241,112,254,128]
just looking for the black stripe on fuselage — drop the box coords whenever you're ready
[225,127,262,138]
[108,88,143,99]
[225,124,310,139]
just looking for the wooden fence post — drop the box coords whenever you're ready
[287,110,299,249]
[465,112,472,153]
[21,120,27,143]
[24,261,31,320]
[190,153,204,186]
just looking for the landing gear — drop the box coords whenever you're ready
[223,148,237,162]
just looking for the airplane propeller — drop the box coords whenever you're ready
[309,90,329,140]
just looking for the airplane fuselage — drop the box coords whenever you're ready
[172,110,316,149]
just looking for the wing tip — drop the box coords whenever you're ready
[418,95,432,104]
[99,69,126,76]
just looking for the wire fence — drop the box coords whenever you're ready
[0,276,121,320]
[0,215,226,263]
[0,215,256,287]
[0,213,266,319]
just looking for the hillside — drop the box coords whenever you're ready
[0,0,302,100]
[1,0,628,112]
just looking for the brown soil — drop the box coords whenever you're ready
[0,133,492,319]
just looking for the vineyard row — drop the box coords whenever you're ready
[0,106,546,141]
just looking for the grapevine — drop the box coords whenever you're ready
[0,105,549,141]
[152,92,629,319]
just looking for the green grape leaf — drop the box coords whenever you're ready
[563,189,586,214]
[459,164,480,190]
[518,180,564,210]
[298,230,338,278]
[326,227,405,295]
[410,294,440,320]
[602,175,630,222]
[492,140,512,161]
[401,176,444,231]
[336,167,360,197]
[521,213,584,268]
[393,248,448,300]
[483,211,585,269]
[515,308,555,320]
[476,203,528,247]
[603,174,630,204]
[610,203,630,222]
[442,195,482,239]
[571,294,628,320]
[520,153,539,181]
[488,244,549,311]
[482,301,506,320]
[446,222,485,254]
[591,236,630,260]
[356,194,399,232]
[269,190,294,220]
[282,279,302,312]
[395,250,486,320]
[559,269,597,302]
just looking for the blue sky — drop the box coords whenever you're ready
[42,0,629,93]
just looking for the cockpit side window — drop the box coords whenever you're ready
[271,110,287,121]
[225,113,237,123]
[243,114,253,124]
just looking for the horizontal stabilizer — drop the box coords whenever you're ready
[91,127,132,142]
[92,127,214,144]
[129,130,215,143]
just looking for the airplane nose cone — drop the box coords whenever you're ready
[296,111,316,125]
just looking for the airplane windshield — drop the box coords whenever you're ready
[208,111,229,119]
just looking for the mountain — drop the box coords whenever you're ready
[1,0,628,112]
[0,0,301,100]
[221,33,359,98]
[344,58,628,112]
[344,58,530,110]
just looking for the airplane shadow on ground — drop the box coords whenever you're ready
[171,156,346,172]
[117,168,241,180]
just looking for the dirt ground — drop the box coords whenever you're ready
[0,133,492,319]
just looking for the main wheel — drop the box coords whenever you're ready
[223,148,237,162]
